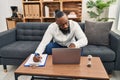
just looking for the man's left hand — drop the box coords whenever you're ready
[69,43,76,48]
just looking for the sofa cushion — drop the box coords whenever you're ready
[83,45,115,62]
[85,21,113,45]
[16,22,51,41]
[0,41,40,59]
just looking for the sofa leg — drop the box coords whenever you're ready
[3,65,7,72]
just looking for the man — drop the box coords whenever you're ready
[33,10,88,62]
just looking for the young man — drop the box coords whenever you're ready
[33,10,88,61]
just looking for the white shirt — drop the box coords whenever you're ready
[35,20,88,55]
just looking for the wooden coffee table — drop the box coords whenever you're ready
[14,56,109,80]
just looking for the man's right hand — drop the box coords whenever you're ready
[33,53,42,62]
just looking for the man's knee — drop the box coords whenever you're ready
[45,42,66,55]
[45,43,53,55]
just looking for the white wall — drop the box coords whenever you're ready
[0,1,9,32]
[81,0,88,22]
[108,0,120,34]
[115,0,120,30]
[0,0,22,32]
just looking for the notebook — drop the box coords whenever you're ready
[52,48,81,64]
[24,54,48,67]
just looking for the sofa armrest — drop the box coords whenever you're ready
[109,31,120,70]
[0,28,16,48]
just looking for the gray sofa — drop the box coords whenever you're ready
[0,22,120,74]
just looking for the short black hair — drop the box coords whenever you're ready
[55,10,65,18]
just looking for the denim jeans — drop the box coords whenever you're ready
[45,42,83,55]
[45,42,67,55]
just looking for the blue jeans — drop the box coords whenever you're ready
[45,42,67,55]
[45,42,83,55]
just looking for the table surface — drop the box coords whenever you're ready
[14,55,109,80]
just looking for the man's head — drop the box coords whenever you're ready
[55,10,70,34]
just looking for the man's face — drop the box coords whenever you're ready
[56,15,70,34]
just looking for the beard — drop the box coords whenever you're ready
[59,26,70,35]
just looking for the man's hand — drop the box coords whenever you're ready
[69,43,76,48]
[33,53,42,62]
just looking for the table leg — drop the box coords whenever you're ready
[14,73,20,80]
[31,76,34,80]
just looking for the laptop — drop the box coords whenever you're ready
[52,48,81,64]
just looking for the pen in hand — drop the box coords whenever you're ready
[33,53,42,62]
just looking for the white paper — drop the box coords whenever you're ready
[24,54,48,67]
